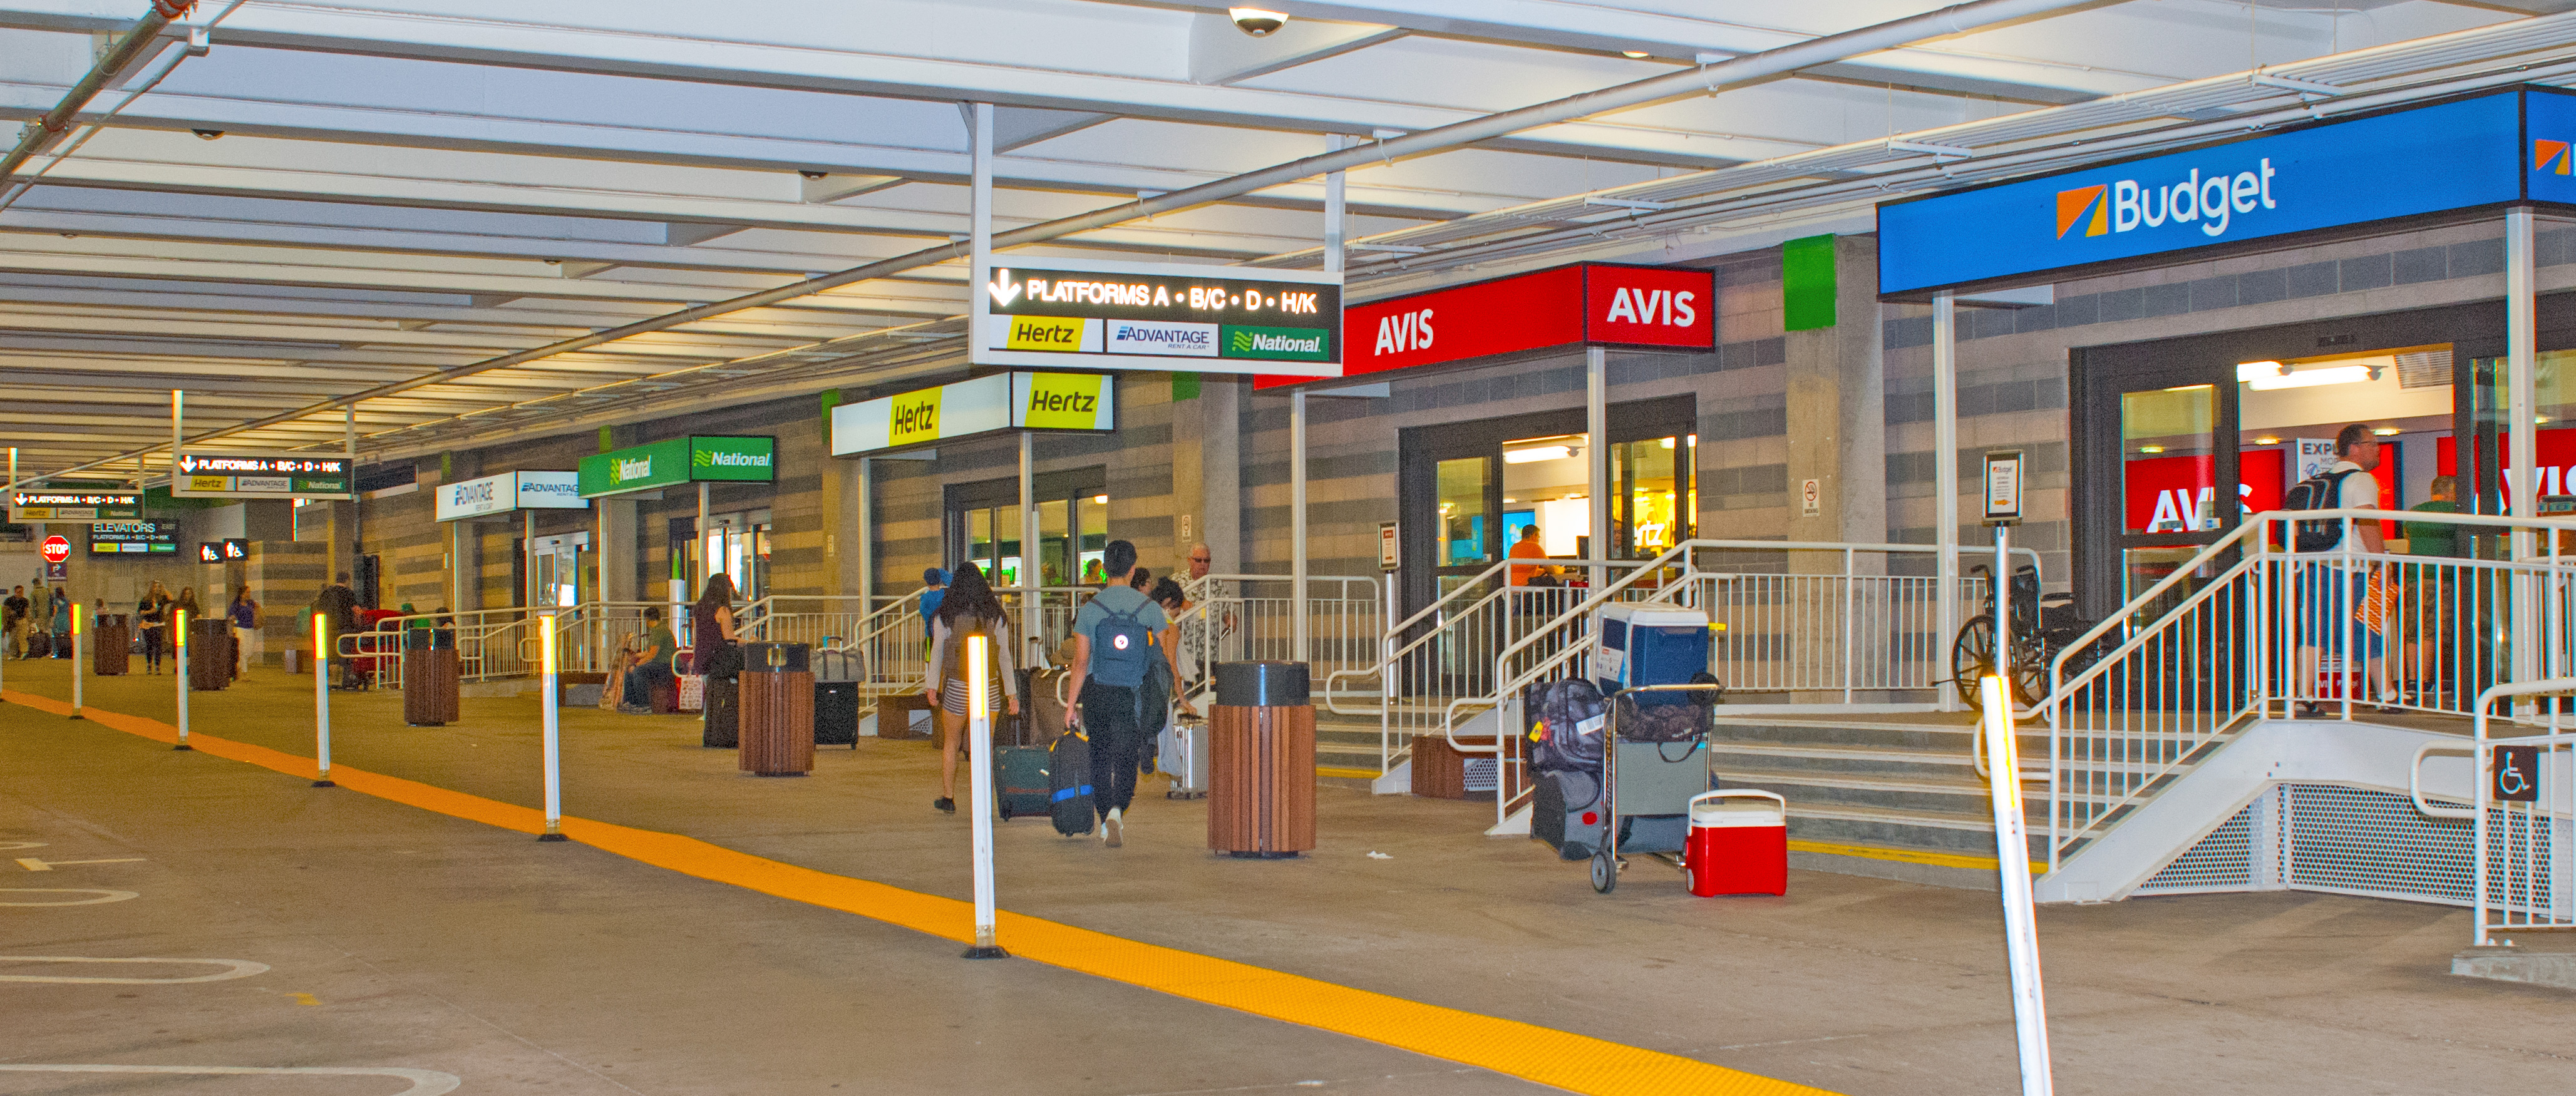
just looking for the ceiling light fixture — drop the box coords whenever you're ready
[1622,51,1650,58]
[1504,446,1574,464]
[2254,436,2282,445]
[2138,445,2166,454]
[2249,365,2371,391]
[2372,427,2402,436]
[1093,494,1108,504]
[2235,361,2288,382]
[1228,8,1287,36]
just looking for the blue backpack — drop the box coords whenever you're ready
[1088,598,1157,688]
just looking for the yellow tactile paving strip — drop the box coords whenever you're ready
[6,689,1840,1096]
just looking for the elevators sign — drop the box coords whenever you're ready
[171,451,352,499]
[1984,450,2025,526]
[10,489,140,522]
[2495,745,2540,802]
[977,258,1341,377]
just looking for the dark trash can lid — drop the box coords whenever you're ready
[1215,661,1309,707]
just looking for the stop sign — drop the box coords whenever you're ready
[39,535,70,564]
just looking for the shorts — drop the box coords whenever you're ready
[940,676,1003,716]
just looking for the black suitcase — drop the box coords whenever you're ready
[997,746,1052,818]
[1532,768,1605,861]
[813,681,860,747]
[702,677,740,749]
[1048,729,1095,836]
[24,632,51,658]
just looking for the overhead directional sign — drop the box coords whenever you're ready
[977,258,1341,376]
[579,436,776,498]
[171,451,353,499]
[90,521,177,555]
[197,538,249,563]
[11,489,141,522]
[436,471,587,521]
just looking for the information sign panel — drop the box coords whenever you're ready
[977,258,1340,376]
[171,451,352,499]
[90,520,178,555]
[10,489,142,522]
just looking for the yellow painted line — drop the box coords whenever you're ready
[6,689,1837,1096]
[1787,838,2043,874]
[1314,766,1380,779]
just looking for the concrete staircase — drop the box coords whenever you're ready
[1705,715,2052,888]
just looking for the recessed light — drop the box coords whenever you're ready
[2372,427,2401,436]
[2254,436,2282,445]
[1622,51,1650,58]
[2138,445,2166,454]
[2250,365,2370,391]
[1092,494,1108,504]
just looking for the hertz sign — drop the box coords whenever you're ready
[976,257,1341,377]
[832,372,1115,457]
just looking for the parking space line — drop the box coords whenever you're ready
[0,956,270,984]
[0,889,138,906]
[0,1065,459,1093]
[16,857,147,871]
[4,688,1840,1096]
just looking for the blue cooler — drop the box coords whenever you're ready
[1589,605,1714,700]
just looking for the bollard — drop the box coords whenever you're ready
[962,634,1006,960]
[538,613,565,841]
[68,602,84,720]
[1982,675,2053,1095]
[312,613,334,787]
[173,608,191,750]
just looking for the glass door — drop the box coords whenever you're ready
[533,533,591,608]
[1434,454,1497,600]
[2116,381,2234,610]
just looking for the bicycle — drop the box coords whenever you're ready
[1949,563,2103,710]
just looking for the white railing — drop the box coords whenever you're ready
[2041,508,2576,869]
[2427,679,2576,946]
[822,595,930,696]
[1172,573,1384,698]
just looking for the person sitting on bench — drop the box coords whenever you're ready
[620,607,678,714]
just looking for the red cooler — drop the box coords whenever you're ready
[1685,790,1787,897]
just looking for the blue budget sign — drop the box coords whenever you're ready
[1879,91,2524,296]
[2525,88,2576,207]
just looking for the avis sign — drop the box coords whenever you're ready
[1256,262,1711,391]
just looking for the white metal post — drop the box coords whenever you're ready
[1018,431,1037,663]
[1982,675,2054,1096]
[2508,207,2538,695]
[312,612,334,787]
[1932,292,1962,712]
[857,456,875,607]
[1291,389,1310,663]
[523,508,537,610]
[1587,346,1610,592]
[540,612,565,841]
[68,602,83,720]
[2,446,9,703]
[174,608,190,750]
[1995,525,2011,694]
[963,633,1007,958]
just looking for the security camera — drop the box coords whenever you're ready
[1229,7,1287,36]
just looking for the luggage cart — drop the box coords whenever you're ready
[1589,682,1723,894]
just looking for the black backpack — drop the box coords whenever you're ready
[2282,468,2362,551]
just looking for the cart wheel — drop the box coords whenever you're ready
[1590,850,1617,894]
[1680,866,1692,894]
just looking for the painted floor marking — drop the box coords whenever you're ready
[0,889,138,906]
[16,857,147,871]
[3,687,1842,1096]
[0,956,269,984]
[0,841,46,851]
[0,1065,459,1093]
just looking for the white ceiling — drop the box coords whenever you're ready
[0,0,2563,479]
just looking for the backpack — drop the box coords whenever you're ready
[1526,678,1609,774]
[1086,597,1156,689]
[2282,468,2363,551]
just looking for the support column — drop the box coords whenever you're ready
[694,480,709,598]
[855,457,875,605]
[1202,380,1243,573]
[1291,389,1309,660]
[2508,206,2538,692]
[1933,290,1961,712]
[523,508,537,610]
[600,497,636,603]
[1780,234,1888,704]
[1019,431,1038,664]
[1587,346,1609,592]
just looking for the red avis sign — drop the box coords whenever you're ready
[1254,262,1712,389]
[2125,444,2401,535]
[40,535,70,564]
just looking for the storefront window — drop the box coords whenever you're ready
[2121,385,2218,536]
[1615,435,1690,557]
[1438,456,1493,566]
[1038,499,1071,586]
[1079,494,1108,580]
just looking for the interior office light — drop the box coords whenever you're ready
[2137,445,2166,454]
[2254,436,2282,445]
[2249,365,2370,391]
[2235,361,2287,381]
[1503,446,1574,464]
[2372,426,2402,436]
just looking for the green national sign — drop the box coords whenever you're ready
[579,436,774,497]
[1220,324,1332,362]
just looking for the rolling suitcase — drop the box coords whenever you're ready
[702,677,740,749]
[1533,768,1606,861]
[1160,717,1210,799]
[1018,667,1070,746]
[23,632,50,658]
[813,681,860,747]
[1048,729,1095,836]
[996,747,1052,819]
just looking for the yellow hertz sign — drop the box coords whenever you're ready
[188,476,231,493]
[1019,373,1106,430]
[1005,315,1088,351]
[888,387,942,448]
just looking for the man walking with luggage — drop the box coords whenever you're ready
[1066,539,1166,847]
[2292,423,2393,717]
[3,585,28,659]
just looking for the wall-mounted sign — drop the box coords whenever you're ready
[1880,91,2533,297]
[1984,451,2024,526]
[436,470,589,521]
[831,372,1117,457]
[1378,521,1401,572]
[10,489,141,522]
[579,436,776,498]
[978,258,1341,376]
[195,538,249,563]
[2494,744,2540,802]
[1254,262,1712,391]
[90,520,177,555]
[170,451,353,499]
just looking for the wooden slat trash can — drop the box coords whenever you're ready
[94,613,130,677]
[739,642,815,776]
[402,627,460,727]
[1208,660,1316,859]
[188,617,233,691]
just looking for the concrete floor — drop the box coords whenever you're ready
[4,658,2572,1095]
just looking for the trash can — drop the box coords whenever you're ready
[739,642,814,776]
[1684,790,1787,897]
[188,617,234,691]
[92,613,131,676]
[402,627,460,727]
[1207,660,1315,858]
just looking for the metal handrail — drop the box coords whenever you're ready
[2466,677,2576,946]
